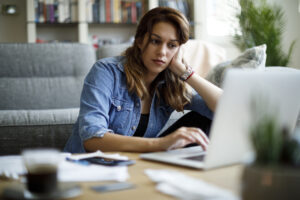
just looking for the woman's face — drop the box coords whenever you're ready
[139,22,180,78]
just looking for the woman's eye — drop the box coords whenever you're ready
[168,43,177,49]
[150,39,160,44]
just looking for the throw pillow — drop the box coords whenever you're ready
[206,44,267,87]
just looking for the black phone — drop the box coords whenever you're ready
[79,157,135,166]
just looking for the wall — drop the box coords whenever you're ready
[269,0,300,69]
[0,0,27,43]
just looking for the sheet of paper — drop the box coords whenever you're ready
[145,169,239,200]
[67,150,128,161]
[0,153,129,182]
[0,155,26,180]
[58,160,128,182]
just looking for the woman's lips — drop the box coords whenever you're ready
[152,59,165,65]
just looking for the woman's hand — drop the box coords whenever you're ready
[158,127,210,151]
[168,46,187,77]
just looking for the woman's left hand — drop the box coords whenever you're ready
[168,47,187,77]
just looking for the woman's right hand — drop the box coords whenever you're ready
[158,127,210,151]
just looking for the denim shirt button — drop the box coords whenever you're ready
[117,105,122,111]
[136,103,139,107]
[132,126,136,130]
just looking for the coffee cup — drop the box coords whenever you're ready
[22,149,60,194]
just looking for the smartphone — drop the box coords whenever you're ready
[79,157,135,166]
[91,182,135,192]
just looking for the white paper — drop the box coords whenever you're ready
[145,169,239,200]
[67,150,128,161]
[0,155,26,180]
[58,159,128,182]
[0,153,129,182]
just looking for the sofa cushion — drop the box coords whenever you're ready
[0,43,96,110]
[0,43,95,77]
[206,44,267,87]
[0,77,86,110]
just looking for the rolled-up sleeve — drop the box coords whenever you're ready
[184,90,214,120]
[78,61,114,141]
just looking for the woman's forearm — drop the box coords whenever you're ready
[83,133,164,153]
[186,73,223,112]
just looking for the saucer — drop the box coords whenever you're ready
[2,182,82,200]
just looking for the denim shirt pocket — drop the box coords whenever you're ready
[109,98,133,133]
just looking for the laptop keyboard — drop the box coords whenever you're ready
[167,146,204,155]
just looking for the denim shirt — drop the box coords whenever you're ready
[64,56,213,153]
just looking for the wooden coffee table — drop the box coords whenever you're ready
[0,152,243,200]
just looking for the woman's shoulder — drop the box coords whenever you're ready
[85,56,126,86]
[94,56,125,72]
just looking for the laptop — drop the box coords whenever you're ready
[140,69,300,169]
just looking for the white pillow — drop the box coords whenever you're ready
[206,44,267,87]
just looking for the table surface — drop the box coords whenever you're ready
[0,152,244,200]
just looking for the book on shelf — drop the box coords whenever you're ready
[93,0,99,22]
[54,0,59,22]
[113,0,121,23]
[34,0,75,23]
[86,0,93,23]
[33,0,145,24]
[63,0,71,22]
[131,2,136,23]
[136,1,143,22]
[99,0,106,23]
[159,0,190,20]
[36,0,45,22]
[105,0,111,22]
[89,0,145,24]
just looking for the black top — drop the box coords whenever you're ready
[133,114,150,137]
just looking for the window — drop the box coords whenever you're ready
[206,0,241,37]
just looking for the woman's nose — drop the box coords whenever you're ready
[157,44,167,56]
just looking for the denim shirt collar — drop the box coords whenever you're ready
[116,56,126,72]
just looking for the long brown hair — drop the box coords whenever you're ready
[124,7,191,111]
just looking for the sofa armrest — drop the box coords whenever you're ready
[0,108,79,126]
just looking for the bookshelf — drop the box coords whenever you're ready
[26,0,197,44]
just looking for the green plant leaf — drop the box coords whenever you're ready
[234,0,296,67]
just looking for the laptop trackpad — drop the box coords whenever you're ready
[183,154,205,162]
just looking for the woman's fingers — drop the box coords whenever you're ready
[177,46,183,60]
[173,46,180,59]
[191,131,208,151]
[190,128,210,144]
[168,47,187,76]
[165,127,210,151]
[184,129,207,151]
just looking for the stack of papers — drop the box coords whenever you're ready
[145,169,239,200]
[0,152,129,182]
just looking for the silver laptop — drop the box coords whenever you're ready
[140,69,300,169]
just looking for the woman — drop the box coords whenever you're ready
[64,7,222,153]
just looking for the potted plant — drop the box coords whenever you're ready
[234,0,296,67]
[241,97,300,199]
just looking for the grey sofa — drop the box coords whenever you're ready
[0,43,96,155]
[1,42,299,156]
